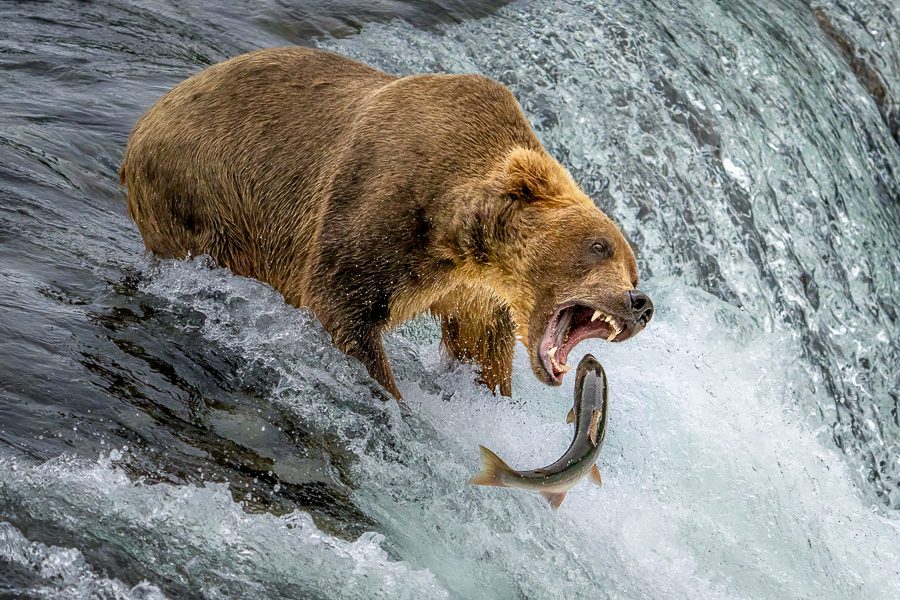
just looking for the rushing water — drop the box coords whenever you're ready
[1,0,899,598]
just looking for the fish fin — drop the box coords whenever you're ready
[566,407,576,424]
[539,491,567,509]
[588,409,601,446]
[589,464,603,486]
[469,445,514,487]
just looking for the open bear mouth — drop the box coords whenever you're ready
[538,302,640,384]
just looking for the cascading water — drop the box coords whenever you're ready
[1,0,898,598]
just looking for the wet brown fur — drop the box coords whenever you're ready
[120,47,639,399]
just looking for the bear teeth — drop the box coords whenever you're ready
[606,320,622,342]
[592,311,621,341]
[546,346,569,373]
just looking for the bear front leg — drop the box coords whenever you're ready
[332,327,402,401]
[437,300,516,397]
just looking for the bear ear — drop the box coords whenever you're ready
[496,147,568,203]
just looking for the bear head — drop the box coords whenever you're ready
[480,147,654,386]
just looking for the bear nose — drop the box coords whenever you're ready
[628,290,654,324]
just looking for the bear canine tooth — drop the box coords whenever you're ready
[606,321,622,342]
[547,346,566,373]
[559,363,572,373]
[591,309,603,322]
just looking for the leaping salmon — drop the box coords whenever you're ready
[470,353,609,509]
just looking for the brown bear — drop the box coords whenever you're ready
[120,47,653,400]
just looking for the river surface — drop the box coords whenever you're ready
[1,0,899,598]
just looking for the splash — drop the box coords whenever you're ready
[0,521,166,600]
[0,451,447,600]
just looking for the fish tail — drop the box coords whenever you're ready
[469,445,515,487]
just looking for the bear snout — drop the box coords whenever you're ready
[628,290,654,326]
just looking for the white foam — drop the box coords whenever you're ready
[722,157,750,188]
[0,451,447,599]
[0,521,166,600]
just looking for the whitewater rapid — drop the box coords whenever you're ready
[1,0,899,597]
[3,258,899,598]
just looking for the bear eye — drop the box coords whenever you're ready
[591,240,612,260]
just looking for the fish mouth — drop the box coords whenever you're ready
[538,301,648,385]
